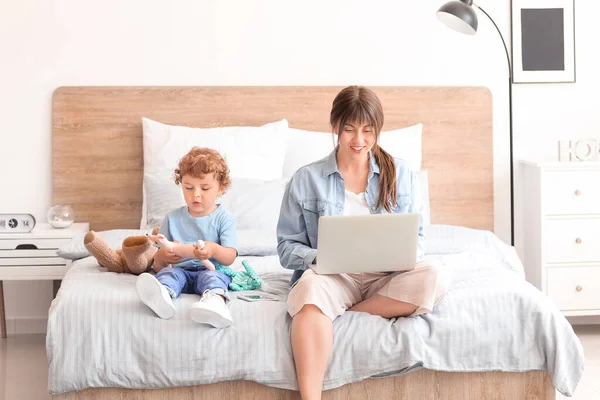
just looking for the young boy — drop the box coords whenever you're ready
[136,147,237,328]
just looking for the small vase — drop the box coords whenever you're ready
[47,205,74,228]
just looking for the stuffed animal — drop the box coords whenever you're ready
[146,234,216,271]
[215,261,284,296]
[216,260,263,291]
[83,229,159,275]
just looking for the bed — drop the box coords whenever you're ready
[48,86,584,399]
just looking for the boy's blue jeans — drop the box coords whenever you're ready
[156,267,232,300]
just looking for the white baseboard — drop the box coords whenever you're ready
[5,317,48,334]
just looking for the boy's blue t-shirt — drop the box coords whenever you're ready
[158,205,237,269]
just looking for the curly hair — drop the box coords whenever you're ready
[174,147,231,191]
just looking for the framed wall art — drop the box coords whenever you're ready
[512,0,576,83]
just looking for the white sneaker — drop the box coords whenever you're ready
[136,273,176,319]
[190,290,233,328]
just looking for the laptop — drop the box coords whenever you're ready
[313,213,420,275]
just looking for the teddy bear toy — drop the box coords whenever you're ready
[83,230,158,275]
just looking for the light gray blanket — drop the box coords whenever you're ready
[47,240,584,396]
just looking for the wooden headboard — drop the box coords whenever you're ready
[52,86,493,231]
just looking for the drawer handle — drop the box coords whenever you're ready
[576,285,583,292]
[15,244,38,250]
[574,189,582,196]
[575,237,582,244]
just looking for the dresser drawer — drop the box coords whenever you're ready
[0,238,70,250]
[0,265,70,280]
[0,257,67,266]
[547,266,600,311]
[0,249,58,258]
[544,218,600,263]
[542,170,600,215]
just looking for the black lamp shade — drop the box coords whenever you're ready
[437,0,478,35]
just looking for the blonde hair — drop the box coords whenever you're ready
[330,86,397,212]
[174,147,231,191]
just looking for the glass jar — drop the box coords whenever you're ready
[47,205,75,228]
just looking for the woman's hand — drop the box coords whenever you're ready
[193,241,217,260]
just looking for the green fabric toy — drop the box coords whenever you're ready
[216,260,264,291]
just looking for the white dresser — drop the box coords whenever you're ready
[0,222,89,337]
[522,161,600,317]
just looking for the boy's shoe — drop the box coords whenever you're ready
[136,273,176,319]
[190,290,233,328]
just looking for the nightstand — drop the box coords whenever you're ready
[521,161,600,317]
[0,222,89,338]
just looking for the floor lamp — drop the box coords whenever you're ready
[437,0,515,246]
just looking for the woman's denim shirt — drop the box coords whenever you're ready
[277,149,425,285]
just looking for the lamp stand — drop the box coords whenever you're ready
[476,5,515,246]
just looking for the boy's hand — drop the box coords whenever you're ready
[156,246,182,264]
[193,241,217,260]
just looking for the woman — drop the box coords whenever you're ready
[276,86,451,400]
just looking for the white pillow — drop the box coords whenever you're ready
[283,129,336,179]
[218,178,287,233]
[418,170,431,226]
[222,179,286,256]
[378,123,422,171]
[57,229,150,260]
[282,123,422,178]
[236,229,278,256]
[423,224,524,277]
[141,118,289,228]
[142,177,286,241]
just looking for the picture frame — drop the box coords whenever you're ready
[511,0,576,83]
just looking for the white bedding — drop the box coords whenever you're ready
[47,227,584,396]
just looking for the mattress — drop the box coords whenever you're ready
[47,227,584,396]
